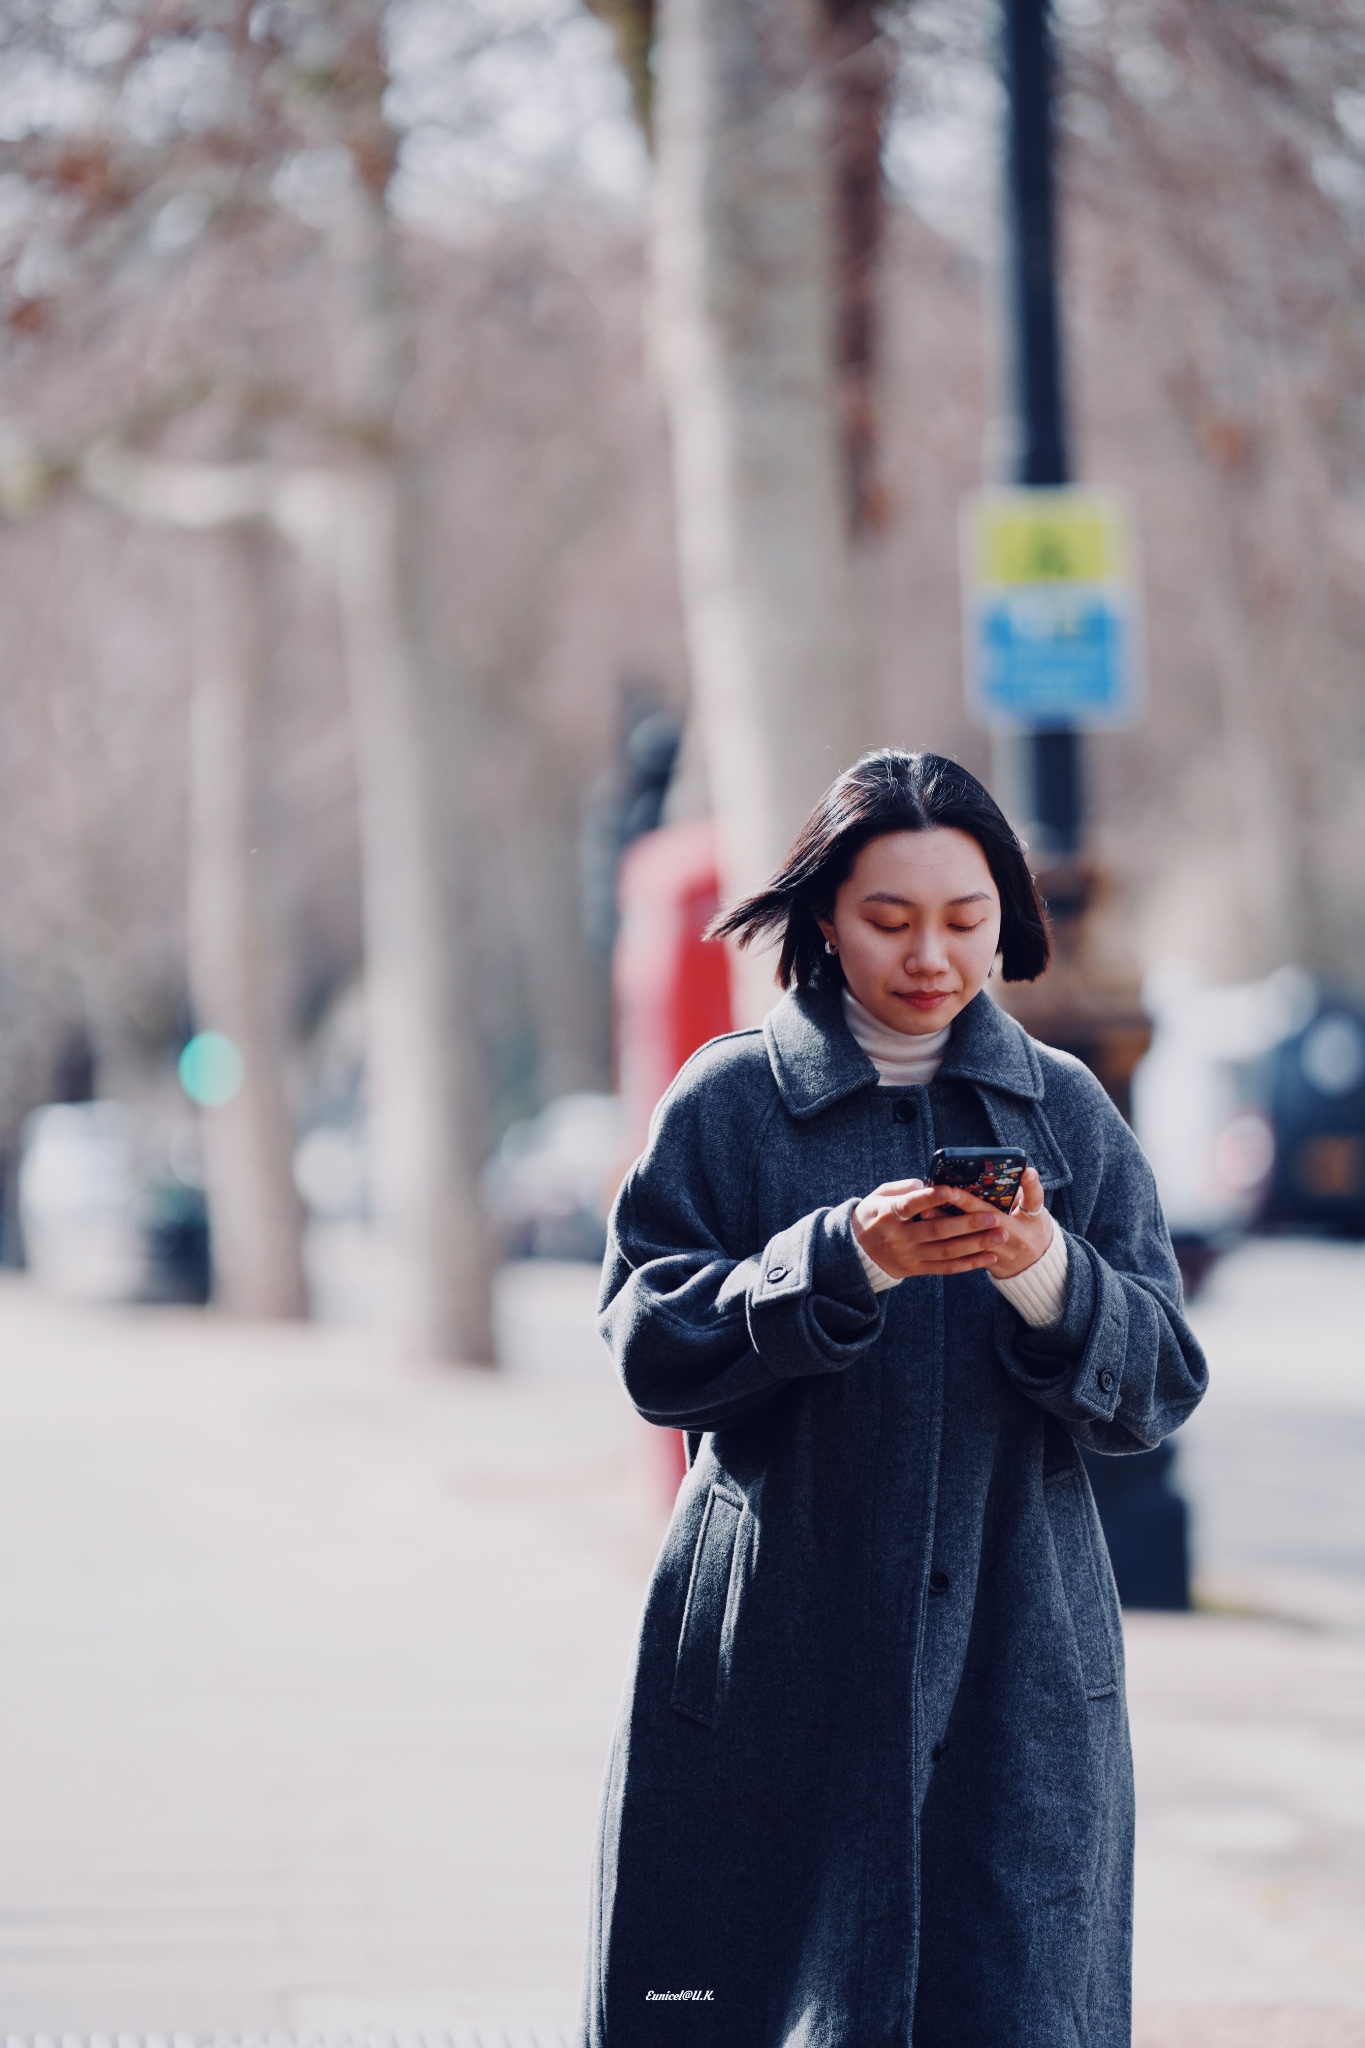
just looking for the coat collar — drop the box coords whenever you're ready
[764,982,1045,1121]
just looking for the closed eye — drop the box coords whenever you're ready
[868,917,989,933]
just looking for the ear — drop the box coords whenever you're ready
[814,912,837,947]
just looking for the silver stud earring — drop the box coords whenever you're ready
[824,939,838,956]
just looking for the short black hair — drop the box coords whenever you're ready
[708,749,1051,989]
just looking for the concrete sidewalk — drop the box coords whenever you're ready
[1129,1234,1365,2046]
[0,1255,1362,2041]
[1128,1614,1365,2042]
[0,1276,649,2035]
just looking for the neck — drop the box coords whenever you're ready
[841,988,952,1085]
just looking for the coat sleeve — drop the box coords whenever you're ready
[598,1081,884,1432]
[991,1080,1208,1455]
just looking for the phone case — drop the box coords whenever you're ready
[929,1148,1027,1214]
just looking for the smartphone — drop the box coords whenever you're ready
[928,1146,1028,1215]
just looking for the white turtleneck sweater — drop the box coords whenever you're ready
[842,989,1068,1329]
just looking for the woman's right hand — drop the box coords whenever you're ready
[852,1178,1008,1280]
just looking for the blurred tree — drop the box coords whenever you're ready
[885,0,1365,999]
[189,524,308,1318]
[594,0,896,1018]
[7,0,1358,1350]
[0,0,496,1353]
[268,4,495,1361]
[1056,0,1365,994]
[15,446,316,1319]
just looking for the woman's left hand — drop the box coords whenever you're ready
[945,1166,1054,1280]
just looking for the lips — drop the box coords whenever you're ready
[898,990,954,1010]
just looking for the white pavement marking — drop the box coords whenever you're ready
[1135,2012,1365,2045]
[0,2036,574,2048]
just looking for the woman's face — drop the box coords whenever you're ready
[816,828,1003,1037]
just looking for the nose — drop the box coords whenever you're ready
[902,927,950,975]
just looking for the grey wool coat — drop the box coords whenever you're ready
[582,984,1208,2048]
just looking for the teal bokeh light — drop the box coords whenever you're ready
[178,1031,245,1108]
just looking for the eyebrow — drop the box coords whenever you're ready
[861,890,993,907]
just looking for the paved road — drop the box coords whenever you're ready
[0,1241,1361,2043]
[1179,1237,1365,1628]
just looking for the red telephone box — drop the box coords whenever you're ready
[616,817,734,1153]
[614,818,734,1505]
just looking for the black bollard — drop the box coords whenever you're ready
[1081,1439,1190,1610]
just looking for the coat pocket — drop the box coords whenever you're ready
[671,1485,745,1726]
[1044,1468,1119,1700]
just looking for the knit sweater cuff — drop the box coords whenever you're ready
[991,1222,1068,1328]
[855,1237,902,1294]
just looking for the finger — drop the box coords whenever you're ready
[872,1178,926,1197]
[1016,1166,1047,1218]
[930,1252,999,1273]
[942,1187,1003,1216]
[901,1223,1005,1263]
[916,1220,1002,1253]
[890,1185,953,1220]
[915,1211,1008,1244]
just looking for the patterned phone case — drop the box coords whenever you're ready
[930,1150,1027,1214]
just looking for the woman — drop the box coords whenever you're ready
[583,750,1206,2048]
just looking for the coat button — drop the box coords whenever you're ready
[767,1265,789,1283]
[930,1738,950,1763]
[892,1099,917,1122]
[1099,1369,1115,1392]
[928,1570,950,1594]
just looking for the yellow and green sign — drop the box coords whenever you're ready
[959,487,1142,731]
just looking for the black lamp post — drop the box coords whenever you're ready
[997,0,1191,1610]
[1001,0,1082,859]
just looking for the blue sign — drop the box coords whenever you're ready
[978,590,1128,724]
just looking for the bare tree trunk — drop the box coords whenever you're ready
[322,160,494,1363]
[188,528,308,1319]
[652,0,873,1022]
[79,422,495,1358]
[826,0,893,532]
[332,473,492,1361]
